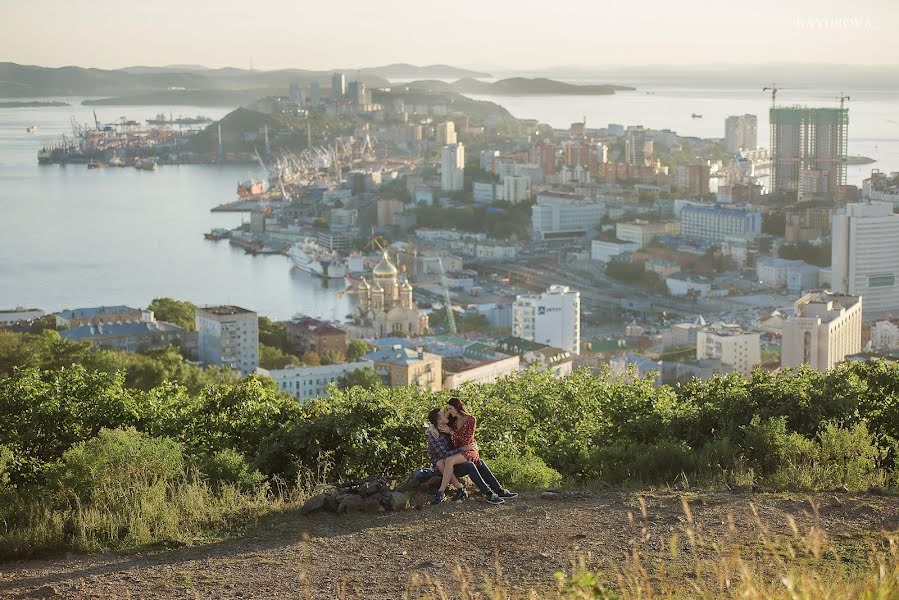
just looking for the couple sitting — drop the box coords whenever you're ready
[426,397,516,505]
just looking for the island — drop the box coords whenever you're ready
[0,101,69,108]
[405,77,635,96]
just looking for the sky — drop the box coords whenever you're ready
[2,0,897,71]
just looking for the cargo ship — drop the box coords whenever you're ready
[135,159,158,171]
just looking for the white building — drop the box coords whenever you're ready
[503,175,531,204]
[437,121,457,145]
[443,355,520,389]
[532,191,605,240]
[512,285,581,355]
[755,257,820,291]
[666,273,713,297]
[781,292,862,371]
[696,323,761,375]
[440,143,465,191]
[260,361,372,404]
[615,220,680,249]
[680,204,762,242]
[0,307,45,325]
[591,239,639,263]
[872,318,899,351]
[196,305,259,376]
[472,181,502,203]
[832,202,899,320]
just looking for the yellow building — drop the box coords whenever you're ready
[364,344,442,391]
[355,251,428,337]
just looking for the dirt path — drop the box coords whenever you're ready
[2,491,897,599]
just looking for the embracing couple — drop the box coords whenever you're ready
[426,397,517,505]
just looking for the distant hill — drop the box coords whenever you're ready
[453,77,633,95]
[359,63,491,80]
[82,90,260,107]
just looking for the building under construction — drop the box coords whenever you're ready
[770,106,848,201]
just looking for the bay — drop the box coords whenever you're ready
[0,100,351,321]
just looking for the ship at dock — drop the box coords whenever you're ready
[288,238,347,279]
[147,114,213,126]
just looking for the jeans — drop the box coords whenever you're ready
[453,459,504,496]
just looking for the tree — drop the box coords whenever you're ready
[346,339,373,361]
[335,367,383,391]
[259,343,300,370]
[148,298,196,331]
[258,317,293,355]
[301,351,321,366]
[320,351,345,365]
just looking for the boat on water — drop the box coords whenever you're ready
[26,126,38,133]
[288,239,347,279]
[691,113,702,119]
[87,161,107,169]
[108,155,125,167]
[204,228,230,241]
[237,179,267,197]
[135,159,158,171]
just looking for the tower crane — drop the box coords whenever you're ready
[437,257,456,335]
[835,92,850,110]
[762,83,780,108]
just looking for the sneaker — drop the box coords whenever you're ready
[498,490,518,500]
[431,491,446,505]
[484,494,505,505]
[452,487,467,501]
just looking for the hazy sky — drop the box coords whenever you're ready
[2,0,897,70]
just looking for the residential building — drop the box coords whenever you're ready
[56,305,149,329]
[495,337,573,378]
[531,191,604,240]
[59,320,185,353]
[679,204,762,242]
[770,107,848,201]
[512,285,580,355]
[442,355,521,389]
[755,257,819,291]
[503,175,531,204]
[259,361,372,404]
[331,72,346,99]
[347,81,369,105]
[196,305,259,376]
[615,220,680,249]
[286,316,348,357]
[0,307,44,326]
[377,198,406,227]
[781,292,862,371]
[666,273,713,297]
[436,121,457,145]
[676,164,711,195]
[724,114,758,153]
[832,202,899,320]
[363,345,442,391]
[872,318,899,351]
[472,181,501,203]
[624,126,652,166]
[645,258,681,278]
[354,252,428,337]
[696,323,761,375]
[440,143,465,191]
[591,239,639,262]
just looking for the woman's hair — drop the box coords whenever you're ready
[446,396,471,429]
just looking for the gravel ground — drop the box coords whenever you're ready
[2,490,897,599]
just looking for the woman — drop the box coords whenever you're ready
[432,397,481,504]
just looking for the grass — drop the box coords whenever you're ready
[403,497,899,599]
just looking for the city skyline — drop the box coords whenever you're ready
[2,0,898,71]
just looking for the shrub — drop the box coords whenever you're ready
[487,453,562,491]
[200,449,265,493]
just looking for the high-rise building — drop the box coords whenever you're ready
[770,107,848,200]
[724,114,758,153]
[347,81,369,105]
[676,164,711,195]
[679,204,762,242]
[531,191,605,240]
[440,143,465,191]
[436,121,457,145]
[503,175,531,204]
[309,81,321,105]
[196,305,259,376]
[331,72,346,99]
[832,202,899,320]
[696,323,761,375]
[624,126,653,166]
[781,291,862,371]
[513,285,581,355]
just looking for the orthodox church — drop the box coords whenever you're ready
[354,251,428,337]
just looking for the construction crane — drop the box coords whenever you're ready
[762,83,780,108]
[835,92,850,110]
[93,110,102,131]
[436,257,456,335]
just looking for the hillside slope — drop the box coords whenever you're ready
[2,490,896,598]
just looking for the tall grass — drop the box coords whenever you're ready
[404,499,899,599]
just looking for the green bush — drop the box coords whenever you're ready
[200,449,265,493]
[487,453,562,491]
[50,428,184,505]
